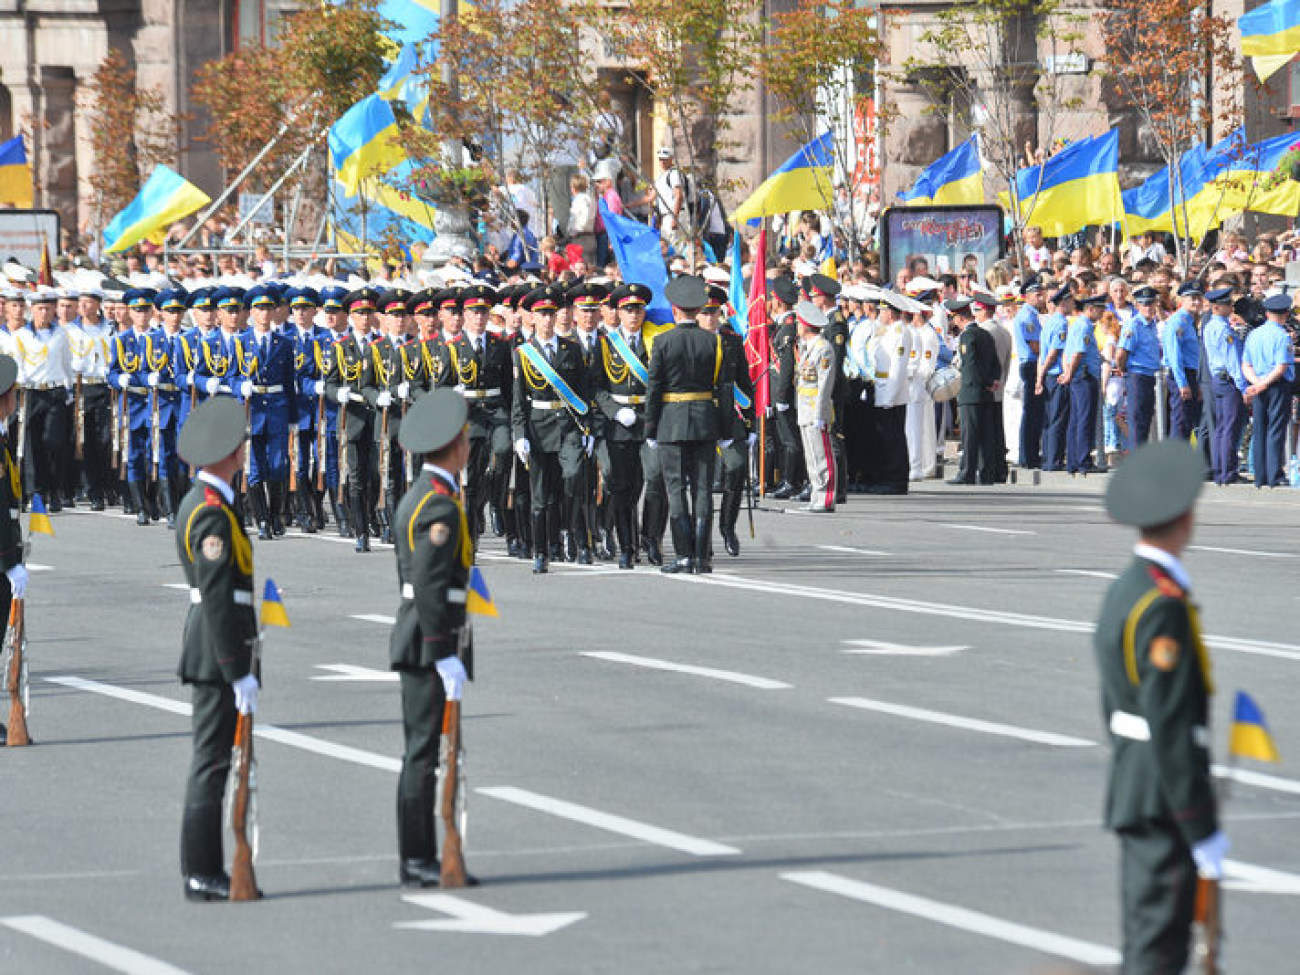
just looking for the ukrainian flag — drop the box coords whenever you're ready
[1123,136,1231,240]
[0,135,33,208]
[900,136,984,207]
[102,166,211,255]
[1239,0,1300,81]
[466,566,497,617]
[28,493,54,536]
[330,93,407,197]
[1229,690,1280,762]
[1197,130,1300,221]
[376,0,440,45]
[732,131,834,226]
[260,578,291,628]
[1009,130,1123,237]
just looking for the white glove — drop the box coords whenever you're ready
[232,673,259,715]
[583,434,595,457]
[205,377,221,395]
[514,438,530,464]
[147,372,160,388]
[336,386,352,405]
[65,389,75,406]
[239,380,254,398]
[436,655,468,702]
[776,402,790,412]
[6,564,28,599]
[1192,830,1230,879]
[376,390,393,408]
[646,438,658,449]
[117,374,131,390]
[719,438,734,449]
[615,407,636,428]
[397,381,410,400]
[747,432,758,448]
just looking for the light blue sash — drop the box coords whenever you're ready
[519,342,589,416]
[606,329,650,387]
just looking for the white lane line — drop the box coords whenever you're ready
[351,613,396,625]
[1190,544,1297,560]
[1223,859,1300,895]
[942,523,1036,536]
[1055,569,1118,580]
[781,871,1120,967]
[818,544,892,557]
[313,664,399,682]
[0,915,192,975]
[1215,764,1300,796]
[842,640,965,657]
[46,676,402,773]
[660,571,1300,662]
[582,651,790,690]
[281,533,394,550]
[829,697,1096,748]
[27,562,53,572]
[477,786,741,857]
[161,583,190,591]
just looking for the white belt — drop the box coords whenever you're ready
[531,400,566,410]
[458,387,501,399]
[190,587,253,606]
[612,394,645,405]
[1109,711,1209,748]
[250,384,284,394]
[402,582,466,604]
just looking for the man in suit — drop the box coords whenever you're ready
[1095,439,1225,973]
[173,397,259,901]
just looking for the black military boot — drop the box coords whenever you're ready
[165,476,181,530]
[769,480,795,500]
[660,516,695,574]
[249,485,271,540]
[312,489,325,533]
[181,803,229,902]
[352,492,370,553]
[330,488,350,538]
[532,511,549,574]
[615,507,635,570]
[398,796,439,888]
[129,482,149,526]
[146,480,161,521]
[268,483,286,537]
[299,490,318,533]
[693,516,713,574]
[380,501,394,545]
[719,489,741,557]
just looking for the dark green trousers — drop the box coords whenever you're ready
[1118,820,1196,975]
[397,668,446,863]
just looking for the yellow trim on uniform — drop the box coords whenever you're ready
[184,502,252,575]
[664,391,714,403]
[1187,602,1215,694]
[1122,587,1167,686]
[408,489,440,553]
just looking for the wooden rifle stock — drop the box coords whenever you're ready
[73,377,84,460]
[287,415,299,494]
[1193,875,1221,973]
[228,711,261,900]
[378,407,390,511]
[315,393,327,493]
[150,388,161,484]
[5,599,30,747]
[439,699,469,887]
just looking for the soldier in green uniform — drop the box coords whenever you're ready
[698,285,754,555]
[0,355,29,746]
[323,288,380,553]
[1095,438,1226,974]
[173,397,260,902]
[391,388,477,888]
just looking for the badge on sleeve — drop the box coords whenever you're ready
[201,535,225,561]
[429,522,451,546]
[1150,636,1181,671]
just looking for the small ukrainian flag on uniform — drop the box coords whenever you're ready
[466,566,497,617]
[29,493,54,536]
[260,578,291,628]
[1229,691,1279,763]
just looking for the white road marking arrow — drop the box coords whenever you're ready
[312,664,399,682]
[394,893,587,936]
[842,639,966,657]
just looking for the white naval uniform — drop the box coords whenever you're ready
[906,320,939,480]
[14,322,74,390]
[869,319,913,409]
[796,332,837,510]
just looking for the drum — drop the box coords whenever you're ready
[926,364,961,402]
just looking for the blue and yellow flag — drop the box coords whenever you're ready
[1008,130,1123,237]
[466,566,497,617]
[28,493,54,536]
[1229,690,1280,762]
[732,131,834,226]
[329,93,407,196]
[600,200,673,325]
[1195,130,1300,223]
[1239,0,1300,81]
[727,231,748,337]
[102,165,211,255]
[0,135,33,208]
[900,136,983,207]
[260,578,291,628]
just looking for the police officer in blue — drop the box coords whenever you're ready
[109,288,159,526]
[287,287,325,532]
[1162,283,1204,441]
[1059,293,1104,475]
[1241,292,1297,487]
[1034,285,1072,471]
[147,289,189,527]
[234,285,298,538]
[1012,276,1045,468]
[1116,285,1164,450]
[1201,287,1247,484]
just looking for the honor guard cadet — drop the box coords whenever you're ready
[0,355,29,745]
[174,397,260,902]
[235,286,297,540]
[804,273,849,503]
[1060,294,1104,475]
[497,286,534,559]
[865,291,914,494]
[15,287,74,508]
[447,284,513,545]
[110,289,160,525]
[148,289,190,526]
[286,287,324,533]
[177,287,216,416]
[68,285,114,510]
[391,388,479,889]
[1201,287,1247,485]
[1095,439,1224,974]
[408,289,453,398]
[367,289,413,542]
[324,288,381,552]
[1117,285,1164,451]
[195,288,246,402]
[316,287,351,535]
[645,275,728,573]
[767,277,804,499]
[511,285,590,574]
[1162,283,1204,441]
[793,300,837,511]
[1036,285,1074,471]
[1241,292,1296,488]
[566,281,604,562]
[698,285,754,555]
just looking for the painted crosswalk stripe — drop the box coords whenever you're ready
[0,915,192,974]
[817,544,892,557]
[1055,569,1118,580]
[841,640,965,657]
[782,871,1120,967]
[829,697,1096,748]
[478,786,741,857]
[1215,764,1300,796]
[582,651,790,690]
[351,613,396,626]
[1190,544,1296,560]
[942,523,1036,536]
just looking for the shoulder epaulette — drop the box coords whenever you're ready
[203,487,223,508]
[1146,565,1184,599]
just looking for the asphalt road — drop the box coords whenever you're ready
[2,475,1299,974]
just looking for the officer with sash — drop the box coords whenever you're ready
[499,286,534,560]
[1201,287,1246,485]
[699,285,754,554]
[110,289,159,525]
[148,289,190,527]
[1162,283,1204,441]
[565,281,605,563]
[511,285,590,574]
[1117,285,1164,450]
[1095,439,1224,973]
[324,288,381,552]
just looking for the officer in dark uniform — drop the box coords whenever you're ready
[109,289,158,526]
[566,281,606,563]
[173,397,259,902]
[286,287,324,533]
[367,289,412,543]
[645,275,729,574]
[408,288,453,400]
[317,287,351,535]
[391,388,478,889]
[699,285,754,556]
[1095,439,1225,973]
[323,288,380,552]
[0,355,29,746]
[804,273,849,504]
[767,277,803,498]
[500,286,534,559]
[948,297,1000,484]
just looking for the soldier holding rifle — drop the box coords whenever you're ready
[323,288,380,553]
[0,355,29,746]
[68,285,114,511]
[14,288,74,510]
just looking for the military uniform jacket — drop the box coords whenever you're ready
[593,329,651,444]
[511,336,590,452]
[824,308,850,405]
[1093,555,1217,844]
[391,467,470,669]
[956,323,999,406]
[721,329,754,441]
[366,334,410,441]
[770,314,798,407]
[409,336,453,398]
[644,319,727,443]
[323,333,378,441]
[0,427,23,570]
[795,333,835,426]
[175,479,257,684]
[869,320,913,409]
[234,328,298,433]
[447,331,513,439]
[108,328,154,431]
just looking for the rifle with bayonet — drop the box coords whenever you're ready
[228,636,262,901]
[439,689,469,887]
[5,598,30,746]
[1192,873,1221,973]
[74,376,84,460]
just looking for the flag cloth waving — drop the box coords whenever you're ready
[732,132,834,226]
[1229,691,1280,762]
[1239,0,1300,81]
[103,166,211,254]
[1006,130,1123,238]
[260,578,291,628]
[900,136,983,206]
[742,226,771,414]
[0,136,33,207]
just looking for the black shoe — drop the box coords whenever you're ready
[577,547,592,565]
[644,539,663,566]
[91,499,106,512]
[183,874,231,902]
[136,509,150,526]
[618,551,634,570]
[355,535,371,553]
[507,538,521,558]
[48,496,63,513]
[532,555,548,574]
[867,484,909,495]
[0,724,6,746]
[491,509,504,537]
[769,481,794,500]
[381,526,394,545]
[946,477,974,485]
[258,522,271,541]
[400,858,442,888]
[794,485,812,503]
[661,558,693,574]
[722,528,740,557]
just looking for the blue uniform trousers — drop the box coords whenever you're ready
[1126,373,1156,450]
[1251,383,1290,487]
[1041,374,1070,471]
[1210,377,1243,484]
[1167,369,1202,441]
[1018,360,1044,468]
[1066,376,1098,473]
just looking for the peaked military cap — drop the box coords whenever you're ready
[0,355,17,397]
[1080,294,1108,308]
[665,274,707,311]
[1263,292,1293,314]
[1177,281,1203,297]
[408,289,439,316]
[1105,438,1206,529]
[378,288,412,314]
[399,388,468,455]
[567,281,607,308]
[1051,284,1075,305]
[610,283,652,308]
[703,284,728,310]
[188,287,215,310]
[245,285,276,309]
[522,285,564,312]
[795,299,828,330]
[1020,276,1044,295]
[1204,286,1233,304]
[804,273,842,298]
[178,397,247,467]
[436,287,463,311]
[126,288,157,309]
[156,289,187,312]
[1132,285,1158,303]
[770,277,800,306]
[461,284,499,310]
[214,286,244,308]
[944,296,973,313]
[343,287,379,312]
[971,290,1000,307]
[287,287,320,308]
[320,286,348,310]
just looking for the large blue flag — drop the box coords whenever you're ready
[599,202,672,324]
